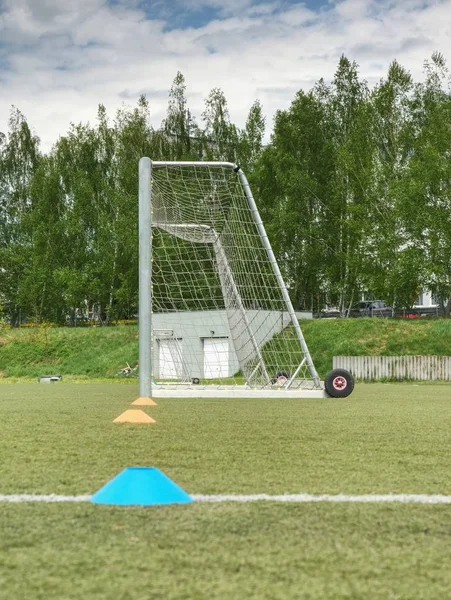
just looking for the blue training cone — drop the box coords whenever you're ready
[90,467,193,506]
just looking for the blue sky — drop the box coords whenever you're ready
[145,0,330,30]
[0,0,450,150]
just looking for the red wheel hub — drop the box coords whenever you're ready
[332,376,347,390]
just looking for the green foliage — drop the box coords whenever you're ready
[0,109,42,324]
[2,55,451,322]
[256,54,451,315]
[0,76,267,324]
[395,55,451,314]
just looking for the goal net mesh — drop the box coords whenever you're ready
[150,163,317,389]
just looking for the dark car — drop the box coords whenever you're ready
[347,300,393,318]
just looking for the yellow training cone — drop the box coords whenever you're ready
[131,397,157,406]
[113,410,156,424]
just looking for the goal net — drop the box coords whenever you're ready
[139,160,321,395]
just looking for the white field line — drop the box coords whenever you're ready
[0,494,91,503]
[192,494,451,504]
[2,493,451,505]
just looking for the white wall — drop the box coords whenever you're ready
[151,309,300,380]
[414,291,437,308]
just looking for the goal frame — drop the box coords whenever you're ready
[138,158,326,399]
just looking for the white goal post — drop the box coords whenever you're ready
[138,159,354,399]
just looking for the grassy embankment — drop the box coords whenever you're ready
[1,318,451,381]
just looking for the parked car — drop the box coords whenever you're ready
[347,300,393,318]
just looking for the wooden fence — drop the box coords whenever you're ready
[333,355,451,381]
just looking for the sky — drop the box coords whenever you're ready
[0,0,450,151]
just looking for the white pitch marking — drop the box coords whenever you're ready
[192,493,451,504]
[0,494,91,503]
[2,493,451,504]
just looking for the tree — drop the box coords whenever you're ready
[239,100,266,172]
[162,72,203,160]
[396,53,451,315]
[254,57,376,313]
[323,56,377,314]
[368,60,419,309]
[254,88,334,310]
[0,108,41,324]
[202,88,239,161]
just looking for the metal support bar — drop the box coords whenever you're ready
[151,161,236,169]
[212,234,271,387]
[139,157,152,398]
[237,168,321,388]
[247,362,264,386]
[284,358,306,389]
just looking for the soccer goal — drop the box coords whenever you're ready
[137,158,354,399]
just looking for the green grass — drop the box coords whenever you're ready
[1,383,451,598]
[2,318,451,380]
[2,503,451,600]
[300,317,451,376]
[0,325,139,379]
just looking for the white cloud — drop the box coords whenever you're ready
[0,0,450,151]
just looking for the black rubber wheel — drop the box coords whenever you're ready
[275,371,290,380]
[324,369,354,398]
[192,377,200,385]
[271,371,290,385]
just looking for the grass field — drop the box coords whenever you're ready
[1,383,451,599]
